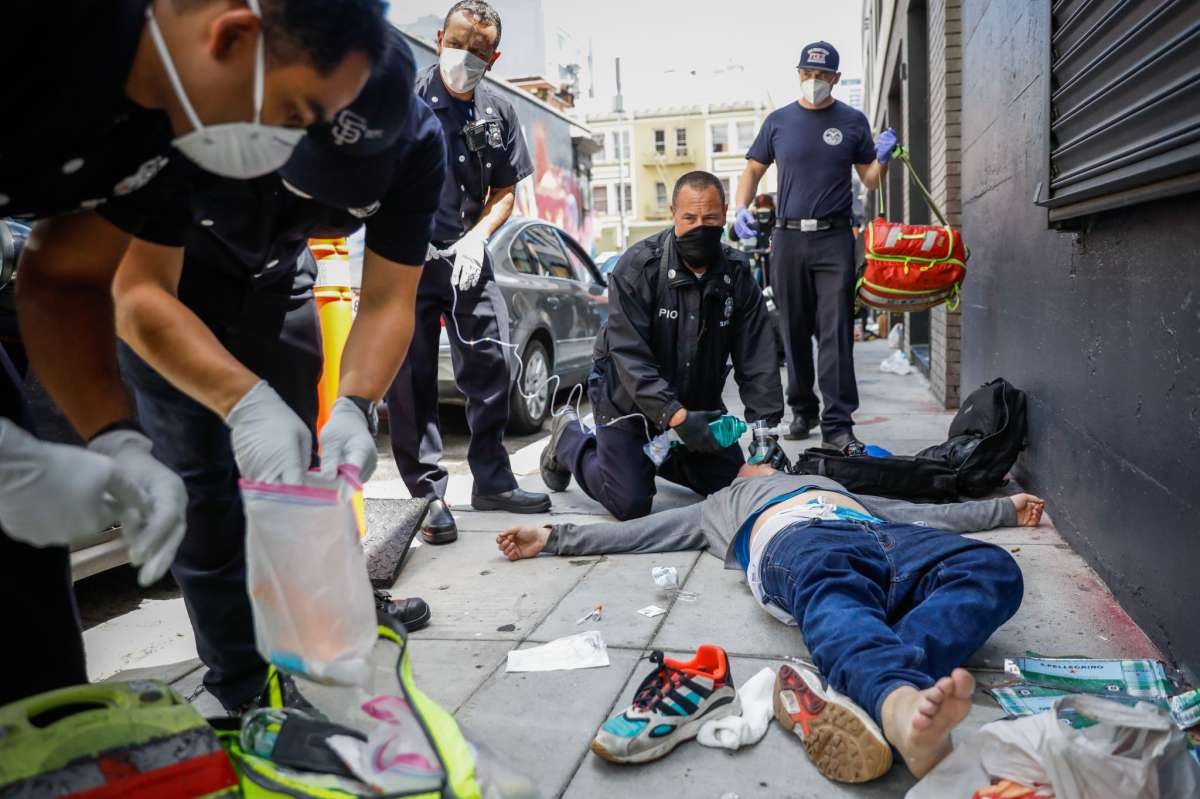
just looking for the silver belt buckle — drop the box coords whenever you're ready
[800,218,819,232]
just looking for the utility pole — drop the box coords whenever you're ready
[614,57,628,250]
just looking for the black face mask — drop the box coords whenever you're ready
[675,225,725,269]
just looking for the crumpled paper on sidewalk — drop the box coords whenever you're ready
[906,694,1200,799]
[506,631,610,672]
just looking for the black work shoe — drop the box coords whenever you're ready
[374,590,432,633]
[784,415,817,441]
[822,432,867,457]
[471,487,552,513]
[540,409,578,492]
[421,499,458,545]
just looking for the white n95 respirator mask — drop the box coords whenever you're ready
[800,78,833,105]
[145,0,305,178]
[440,47,489,94]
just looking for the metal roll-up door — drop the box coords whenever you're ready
[1041,0,1200,222]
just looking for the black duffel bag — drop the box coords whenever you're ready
[788,449,961,500]
[789,378,1027,501]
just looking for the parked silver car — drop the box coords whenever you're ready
[437,217,608,433]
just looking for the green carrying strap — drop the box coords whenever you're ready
[877,145,950,227]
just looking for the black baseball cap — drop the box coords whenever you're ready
[797,41,840,73]
[279,27,417,209]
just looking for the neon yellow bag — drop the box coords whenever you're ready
[215,625,486,799]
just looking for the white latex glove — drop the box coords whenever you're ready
[318,397,377,482]
[446,233,486,291]
[0,418,146,550]
[225,380,313,484]
[88,429,187,586]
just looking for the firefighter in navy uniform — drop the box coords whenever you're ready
[539,172,785,521]
[735,41,896,455]
[386,0,550,545]
[101,34,445,713]
[0,0,387,705]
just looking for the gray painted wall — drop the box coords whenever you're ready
[960,1,1200,676]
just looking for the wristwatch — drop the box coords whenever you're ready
[345,395,379,437]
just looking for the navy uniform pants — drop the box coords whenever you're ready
[0,347,87,705]
[553,416,744,521]
[771,227,859,439]
[119,287,322,711]
[386,251,516,499]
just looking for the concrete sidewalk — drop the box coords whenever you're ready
[105,339,1162,798]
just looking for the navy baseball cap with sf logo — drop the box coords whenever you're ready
[797,41,840,73]
[280,27,416,209]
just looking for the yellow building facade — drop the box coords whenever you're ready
[587,102,778,256]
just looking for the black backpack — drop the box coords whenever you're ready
[915,378,1028,497]
[788,378,1027,501]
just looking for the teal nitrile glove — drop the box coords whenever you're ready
[708,415,748,449]
[875,127,899,164]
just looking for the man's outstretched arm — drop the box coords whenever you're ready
[498,501,707,561]
[857,493,1044,532]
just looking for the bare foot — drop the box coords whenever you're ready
[880,668,975,778]
[495,526,550,561]
[1009,494,1045,527]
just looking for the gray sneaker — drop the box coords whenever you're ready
[539,409,578,492]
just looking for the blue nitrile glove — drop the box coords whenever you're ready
[875,127,899,164]
[733,208,758,240]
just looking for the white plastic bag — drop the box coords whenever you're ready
[880,350,915,375]
[907,694,1200,799]
[242,473,376,686]
[887,321,904,348]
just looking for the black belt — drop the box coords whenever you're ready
[776,215,852,232]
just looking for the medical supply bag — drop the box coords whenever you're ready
[859,146,967,313]
[241,472,377,687]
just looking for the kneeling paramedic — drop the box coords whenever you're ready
[103,35,444,713]
[540,171,785,521]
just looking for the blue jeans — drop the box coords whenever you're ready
[759,519,1023,725]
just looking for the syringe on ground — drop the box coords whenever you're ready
[642,415,748,466]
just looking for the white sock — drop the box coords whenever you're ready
[698,667,777,750]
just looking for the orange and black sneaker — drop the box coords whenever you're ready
[591,646,739,764]
[774,662,893,783]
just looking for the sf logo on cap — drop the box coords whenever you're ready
[808,48,829,65]
[331,110,381,147]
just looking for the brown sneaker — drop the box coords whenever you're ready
[773,663,893,783]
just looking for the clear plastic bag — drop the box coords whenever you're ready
[241,473,376,687]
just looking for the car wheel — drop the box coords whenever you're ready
[508,338,551,434]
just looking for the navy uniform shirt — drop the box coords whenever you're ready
[746,100,875,220]
[101,96,446,318]
[0,0,174,219]
[414,64,533,243]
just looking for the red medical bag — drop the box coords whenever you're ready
[858,147,968,313]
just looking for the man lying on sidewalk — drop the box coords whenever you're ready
[495,464,1044,783]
